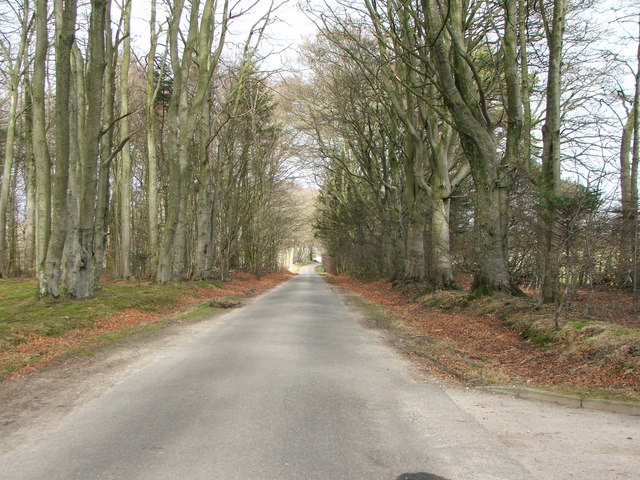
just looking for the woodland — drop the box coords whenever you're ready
[0,0,638,312]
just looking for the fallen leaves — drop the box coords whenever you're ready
[331,275,639,393]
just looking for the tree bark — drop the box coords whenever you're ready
[0,0,30,276]
[32,0,51,296]
[146,0,160,278]
[65,0,107,298]
[539,0,566,303]
[93,1,115,286]
[619,112,636,286]
[194,102,215,280]
[43,0,76,298]
[0,70,21,276]
[118,0,132,278]
[24,82,37,270]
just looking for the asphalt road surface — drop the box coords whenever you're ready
[0,265,534,480]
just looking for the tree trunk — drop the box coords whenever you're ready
[66,0,106,298]
[194,104,215,280]
[0,74,20,276]
[93,2,114,286]
[118,0,132,278]
[43,0,76,297]
[620,17,640,289]
[539,0,566,303]
[503,0,523,170]
[32,0,51,296]
[619,112,635,286]
[405,216,426,281]
[146,0,160,278]
[0,0,29,276]
[24,82,37,270]
[518,0,533,170]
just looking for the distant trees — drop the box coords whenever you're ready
[0,0,303,297]
[0,0,638,304]
[302,0,639,300]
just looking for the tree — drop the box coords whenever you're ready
[0,0,30,276]
[42,0,76,298]
[539,0,567,303]
[65,0,107,298]
[118,0,132,278]
[618,15,640,290]
[32,0,51,296]
[156,0,230,282]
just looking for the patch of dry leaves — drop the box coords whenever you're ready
[331,275,639,392]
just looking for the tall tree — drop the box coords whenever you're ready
[93,0,116,286]
[118,0,132,278]
[418,0,519,293]
[32,0,51,296]
[145,0,161,278]
[65,0,107,298]
[42,0,76,297]
[156,0,229,282]
[619,15,640,289]
[0,0,30,276]
[539,0,567,303]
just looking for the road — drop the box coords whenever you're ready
[0,265,533,480]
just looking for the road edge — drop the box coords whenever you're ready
[480,386,640,416]
[326,277,640,417]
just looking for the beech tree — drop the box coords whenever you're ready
[0,0,30,276]
[155,0,230,282]
[539,0,567,303]
[618,15,640,290]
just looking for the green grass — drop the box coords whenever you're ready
[350,295,396,329]
[0,278,237,380]
[536,384,640,403]
[0,278,224,352]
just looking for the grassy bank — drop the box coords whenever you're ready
[0,272,293,380]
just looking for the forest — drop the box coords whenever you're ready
[301,0,640,309]
[0,0,316,299]
[0,0,638,309]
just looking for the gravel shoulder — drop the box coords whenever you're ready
[444,385,640,480]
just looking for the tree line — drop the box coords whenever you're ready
[0,0,308,298]
[296,0,639,304]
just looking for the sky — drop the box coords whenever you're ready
[129,0,324,72]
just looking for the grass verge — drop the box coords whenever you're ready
[333,276,640,403]
[0,271,292,381]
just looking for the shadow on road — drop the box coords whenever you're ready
[396,474,451,480]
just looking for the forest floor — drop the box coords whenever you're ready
[329,274,640,403]
[0,270,294,382]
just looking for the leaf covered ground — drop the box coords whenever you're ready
[0,271,293,381]
[330,275,640,402]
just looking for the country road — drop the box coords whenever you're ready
[1,265,536,479]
